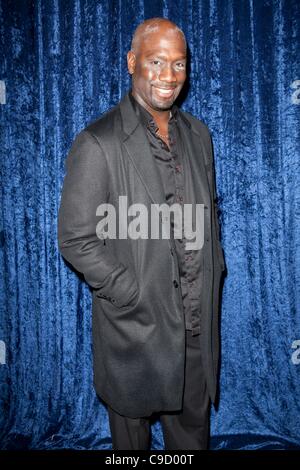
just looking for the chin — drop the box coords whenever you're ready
[151,99,175,111]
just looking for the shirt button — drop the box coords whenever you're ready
[173,280,179,288]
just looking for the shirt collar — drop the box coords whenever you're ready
[129,90,178,130]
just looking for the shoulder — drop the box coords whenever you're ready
[66,103,122,163]
[178,109,213,161]
[67,102,123,157]
[179,109,212,140]
[84,102,121,140]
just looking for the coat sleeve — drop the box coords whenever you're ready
[57,130,139,307]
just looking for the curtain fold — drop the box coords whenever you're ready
[1,0,299,449]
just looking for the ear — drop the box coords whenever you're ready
[127,51,136,75]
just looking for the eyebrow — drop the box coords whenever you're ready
[145,53,186,61]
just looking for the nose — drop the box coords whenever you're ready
[158,63,176,84]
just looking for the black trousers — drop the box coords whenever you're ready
[107,330,210,450]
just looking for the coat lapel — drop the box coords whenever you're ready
[120,93,167,207]
[178,113,211,209]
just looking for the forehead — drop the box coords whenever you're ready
[138,28,186,57]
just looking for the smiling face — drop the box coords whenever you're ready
[127,24,187,113]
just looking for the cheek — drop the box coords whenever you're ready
[176,72,186,86]
[140,64,157,81]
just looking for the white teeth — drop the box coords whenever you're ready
[155,88,174,95]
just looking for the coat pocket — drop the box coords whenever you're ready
[95,264,140,309]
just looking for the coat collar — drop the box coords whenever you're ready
[119,91,192,140]
[119,92,166,208]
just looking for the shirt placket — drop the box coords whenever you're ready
[170,121,201,336]
[134,97,202,336]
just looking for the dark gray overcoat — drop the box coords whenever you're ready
[58,92,225,418]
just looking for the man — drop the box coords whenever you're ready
[58,18,225,450]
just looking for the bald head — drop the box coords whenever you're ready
[131,18,186,55]
[127,17,187,114]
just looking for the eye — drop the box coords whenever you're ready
[151,60,161,65]
[176,62,186,69]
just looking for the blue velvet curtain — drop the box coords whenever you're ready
[1,0,299,450]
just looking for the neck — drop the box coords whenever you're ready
[132,90,171,129]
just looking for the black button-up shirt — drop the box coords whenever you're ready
[129,92,202,336]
